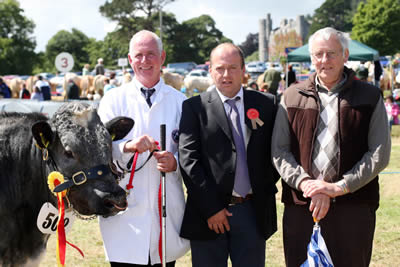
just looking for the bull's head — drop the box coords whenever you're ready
[31,102,133,217]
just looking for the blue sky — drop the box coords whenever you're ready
[19,0,325,52]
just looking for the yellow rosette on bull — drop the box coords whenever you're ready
[47,171,68,267]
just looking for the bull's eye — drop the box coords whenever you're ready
[110,162,123,181]
[64,150,74,159]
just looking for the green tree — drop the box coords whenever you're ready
[239,33,258,58]
[0,0,36,75]
[44,28,91,72]
[245,51,259,63]
[308,0,363,36]
[99,0,175,37]
[352,0,400,56]
[168,15,231,64]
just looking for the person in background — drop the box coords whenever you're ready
[284,65,296,87]
[66,78,80,100]
[356,63,369,82]
[0,78,11,98]
[97,30,189,267]
[179,43,279,267]
[19,82,30,99]
[271,27,391,267]
[385,95,399,131]
[248,81,259,91]
[34,75,51,100]
[374,60,383,88]
[109,71,119,87]
[95,58,105,75]
[262,68,281,95]
[103,78,115,94]
[30,86,43,101]
[82,64,91,76]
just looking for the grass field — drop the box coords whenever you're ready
[40,128,400,267]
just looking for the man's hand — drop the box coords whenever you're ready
[309,194,330,221]
[207,209,233,234]
[153,151,177,173]
[124,135,158,153]
[301,179,343,198]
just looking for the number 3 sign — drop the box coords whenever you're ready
[55,52,74,73]
[37,202,75,234]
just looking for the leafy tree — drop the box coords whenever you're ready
[239,33,258,58]
[245,51,259,63]
[308,0,361,36]
[352,0,400,56]
[168,15,231,64]
[0,0,36,75]
[44,28,91,72]
[99,0,175,36]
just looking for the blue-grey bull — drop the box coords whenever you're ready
[0,102,134,266]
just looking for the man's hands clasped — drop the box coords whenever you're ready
[299,179,346,221]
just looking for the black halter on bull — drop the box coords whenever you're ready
[32,110,135,218]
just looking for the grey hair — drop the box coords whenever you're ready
[129,30,163,55]
[308,27,349,56]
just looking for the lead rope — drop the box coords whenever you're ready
[158,177,163,264]
[126,153,139,192]
[125,150,164,265]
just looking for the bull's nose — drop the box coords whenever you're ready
[103,195,128,211]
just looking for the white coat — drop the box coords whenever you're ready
[97,78,189,264]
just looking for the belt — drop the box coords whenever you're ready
[229,194,253,206]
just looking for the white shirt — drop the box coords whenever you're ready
[215,86,252,196]
[215,87,248,143]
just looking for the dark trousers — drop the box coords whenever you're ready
[110,261,175,267]
[283,202,376,267]
[190,201,265,267]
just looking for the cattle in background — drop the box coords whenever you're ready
[80,75,94,98]
[162,70,184,90]
[0,102,134,266]
[25,76,38,93]
[183,76,214,95]
[87,75,106,100]
[9,77,23,98]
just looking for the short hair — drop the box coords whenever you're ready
[129,30,163,55]
[308,27,349,56]
[210,43,245,69]
[98,58,103,63]
[386,95,394,102]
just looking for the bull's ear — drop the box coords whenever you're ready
[104,117,134,141]
[32,121,54,149]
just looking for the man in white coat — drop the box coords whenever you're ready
[97,30,189,266]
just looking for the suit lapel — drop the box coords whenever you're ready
[243,89,253,146]
[207,87,233,141]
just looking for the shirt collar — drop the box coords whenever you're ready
[133,77,162,94]
[315,72,348,95]
[215,87,244,104]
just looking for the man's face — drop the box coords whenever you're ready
[128,34,165,88]
[209,45,245,98]
[310,35,349,88]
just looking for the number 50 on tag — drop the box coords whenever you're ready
[37,202,75,234]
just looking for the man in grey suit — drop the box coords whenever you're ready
[178,43,279,266]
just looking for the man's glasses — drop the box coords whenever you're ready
[311,51,341,61]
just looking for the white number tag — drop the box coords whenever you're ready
[37,202,75,234]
